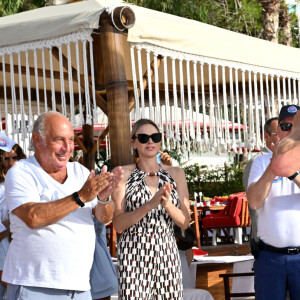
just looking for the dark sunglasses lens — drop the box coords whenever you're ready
[280,123,293,131]
[137,133,162,143]
[151,133,162,143]
[137,134,150,144]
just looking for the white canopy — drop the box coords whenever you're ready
[0,0,113,47]
[0,0,300,154]
[0,0,299,75]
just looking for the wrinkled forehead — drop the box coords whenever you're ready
[279,116,294,124]
[45,116,74,136]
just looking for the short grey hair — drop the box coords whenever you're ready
[29,111,65,151]
[264,117,278,135]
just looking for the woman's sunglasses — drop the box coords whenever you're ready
[134,133,162,144]
[279,123,293,131]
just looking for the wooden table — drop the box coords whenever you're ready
[191,204,225,249]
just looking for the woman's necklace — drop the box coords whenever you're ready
[136,163,161,176]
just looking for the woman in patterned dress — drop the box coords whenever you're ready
[112,119,190,300]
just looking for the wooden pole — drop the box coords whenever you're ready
[82,123,95,170]
[96,12,132,168]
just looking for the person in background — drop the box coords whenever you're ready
[112,118,190,299]
[248,105,300,300]
[70,154,118,300]
[0,136,26,300]
[2,111,123,300]
[243,117,279,256]
[90,218,118,300]
[90,166,118,300]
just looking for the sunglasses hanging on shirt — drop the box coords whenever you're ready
[134,133,162,144]
[279,123,293,131]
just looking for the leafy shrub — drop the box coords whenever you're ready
[183,162,244,199]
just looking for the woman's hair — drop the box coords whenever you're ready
[131,119,160,158]
[0,143,26,183]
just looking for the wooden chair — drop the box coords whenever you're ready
[234,197,251,244]
[106,222,117,257]
[190,204,201,249]
[219,272,255,300]
[202,196,242,245]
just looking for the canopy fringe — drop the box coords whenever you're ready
[129,42,300,153]
[0,29,97,153]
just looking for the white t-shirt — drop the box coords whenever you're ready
[2,156,97,291]
[248,153,300,248]
[0,183,7,233]
[0,182,10,273]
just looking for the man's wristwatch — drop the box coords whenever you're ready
[72,192,85,207]
[288,171,299,181]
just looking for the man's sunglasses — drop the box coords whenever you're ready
[279,123,293,132]
[134,133,162,144]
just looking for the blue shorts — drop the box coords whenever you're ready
[7,285,92,300]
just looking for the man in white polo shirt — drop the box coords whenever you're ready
[2,111,123,300]
[248,104,300,300]
[243,117,279,257]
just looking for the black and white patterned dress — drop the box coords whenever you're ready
[117,166,183,300]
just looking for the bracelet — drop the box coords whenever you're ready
[72,192,85,207]
[288,171,299,181]
[97,196,113,205]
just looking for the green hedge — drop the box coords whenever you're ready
[183,162,244,199]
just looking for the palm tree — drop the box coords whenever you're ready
[260,0,281,43]
[0,0,46,17]
[279,1,292,46]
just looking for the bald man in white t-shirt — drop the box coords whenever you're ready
[3,111,123,300]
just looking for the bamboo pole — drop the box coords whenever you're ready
[97,12,132,168]
[90,56,163,155]
[74,134,88,155]
[82,123,95,170]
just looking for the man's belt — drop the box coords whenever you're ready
[258,244,300,255]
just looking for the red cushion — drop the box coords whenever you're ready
[214,196,229,202]
[223,199,232,216]
[229,192,246,199]
[229,197,242,217]
[202,215,241,228]
[202,196,243,229]
[193,248,208,256]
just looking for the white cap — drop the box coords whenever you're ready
[0,132,16,153]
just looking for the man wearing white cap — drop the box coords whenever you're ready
[0,133,26,300]
[0,133,16,153]
[247,105,300,300]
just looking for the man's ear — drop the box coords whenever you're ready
[32,132,42,149]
